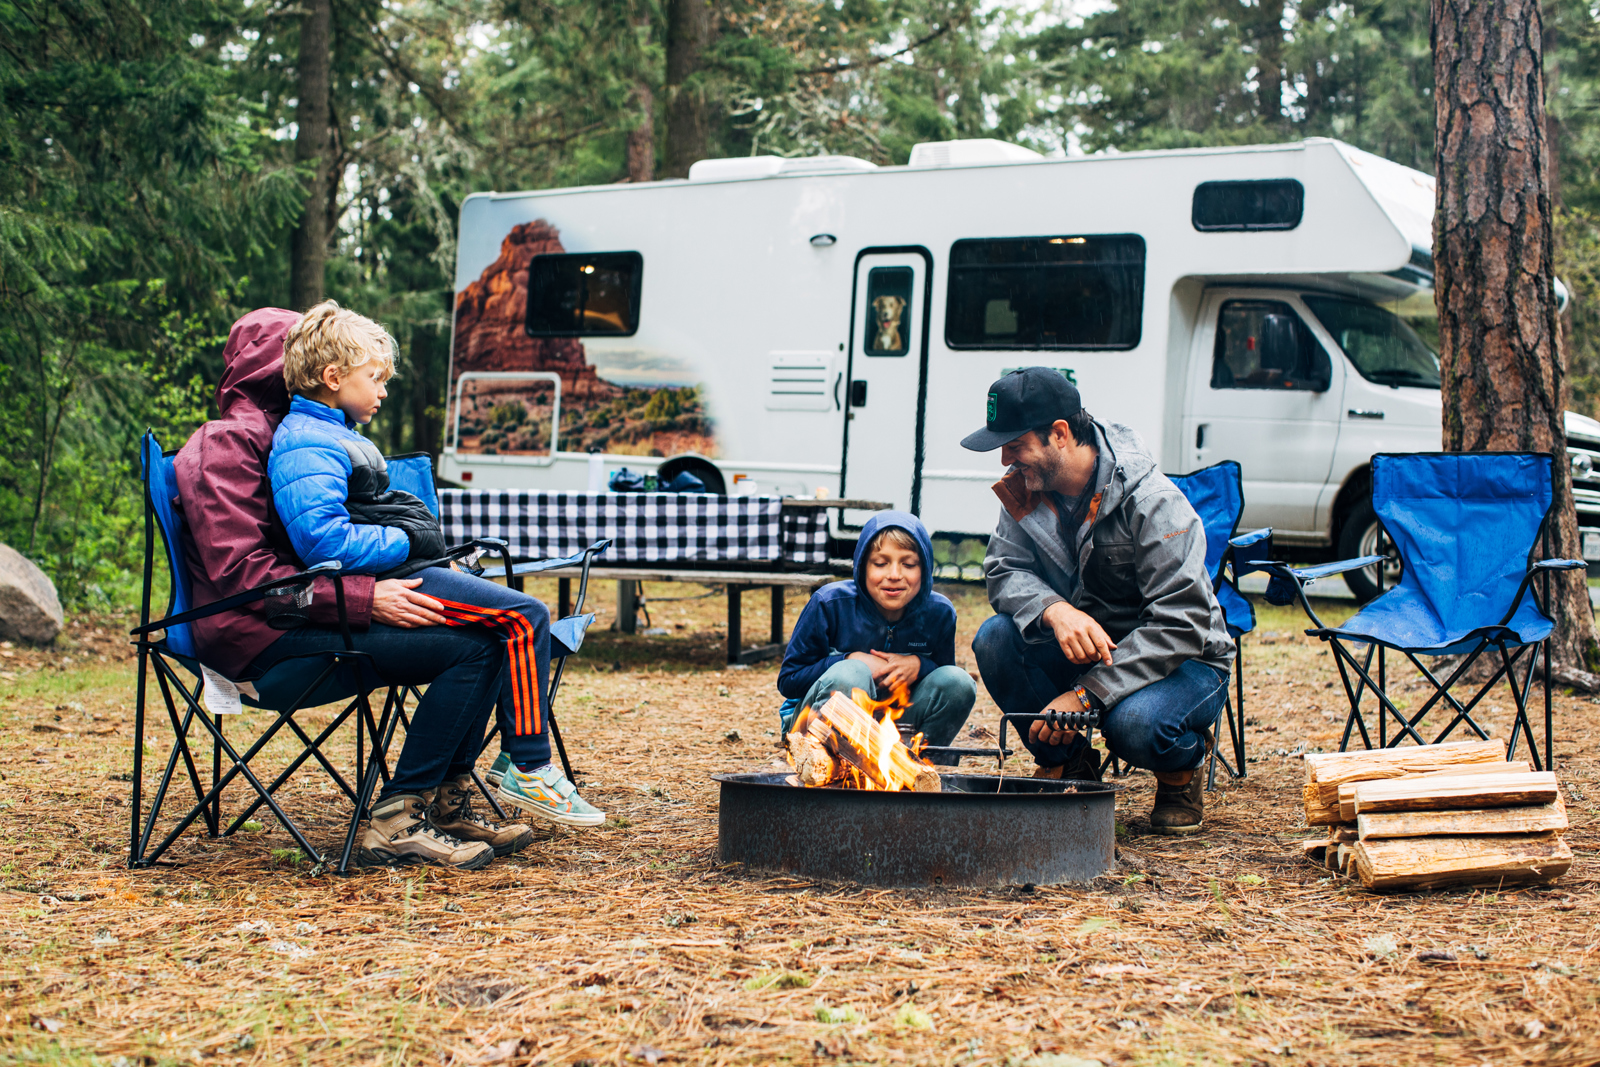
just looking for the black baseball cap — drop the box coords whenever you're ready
[960,368,1082,452]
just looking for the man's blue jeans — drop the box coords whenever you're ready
[245,567,555,799]
[972,614,1228,773]
[782,658,976,764]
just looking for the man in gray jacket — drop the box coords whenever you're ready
[968,368,1234,834]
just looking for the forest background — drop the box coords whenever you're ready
[4,0,1600,608]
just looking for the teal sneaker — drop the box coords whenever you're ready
[497,764,605,828]
[484,752,513,788]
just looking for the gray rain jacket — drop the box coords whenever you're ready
[983,420,1234,709]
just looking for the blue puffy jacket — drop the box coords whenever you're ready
[776,511,958,700]
[269,396,410,574]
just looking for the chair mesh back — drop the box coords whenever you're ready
[388,453,440,518]
[1168,460,1253,637]
[140,433,198,659]
[1372,452,1553,633]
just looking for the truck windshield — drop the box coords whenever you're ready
[1302,294,1441,389]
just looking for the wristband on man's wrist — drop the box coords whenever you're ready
[1071,685,1095,714]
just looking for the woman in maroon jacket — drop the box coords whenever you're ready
[173,308,530,869]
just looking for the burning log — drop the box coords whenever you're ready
[784,689,942,792]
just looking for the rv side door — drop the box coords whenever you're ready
[1183,291,1346,537]
[841,251,929,525]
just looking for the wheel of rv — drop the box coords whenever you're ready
[1337,498,1402,603]
[657,454,726,495]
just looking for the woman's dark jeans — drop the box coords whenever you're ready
[972,613,1228,773]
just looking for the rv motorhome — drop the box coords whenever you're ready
[442,136,1600,600]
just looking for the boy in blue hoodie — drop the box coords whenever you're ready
[267,301,603,864]
[777,512,975,761]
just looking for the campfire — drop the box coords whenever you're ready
[784,685,942,792]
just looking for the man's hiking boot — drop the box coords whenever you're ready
[498,764,605,828]
[1150,772,1204,835]
[484,752,513,788]
[1032,745,1105,783]
[426,775,534,857]
[356,793,495,870]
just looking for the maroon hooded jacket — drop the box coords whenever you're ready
[173,308,375,678]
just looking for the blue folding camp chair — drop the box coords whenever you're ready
[1167,460,1273,788]
[1256,452,1584,770]
[129,432,607,875]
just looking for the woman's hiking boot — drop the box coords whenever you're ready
[426,775,534,856]
[497,764,605,827]
[1149,773,1204,836]
[356,793,495,870]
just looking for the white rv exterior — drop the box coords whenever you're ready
[442,137,1600,581]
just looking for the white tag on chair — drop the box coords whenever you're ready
[200,665,243,715]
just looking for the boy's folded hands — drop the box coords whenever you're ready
[847,649,922,689]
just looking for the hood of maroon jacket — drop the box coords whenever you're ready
[173,308,374,678]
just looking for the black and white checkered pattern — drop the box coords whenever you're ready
[440,491,829,563]
[781,507,829,565]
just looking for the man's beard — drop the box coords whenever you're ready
[1013,449,1063,493]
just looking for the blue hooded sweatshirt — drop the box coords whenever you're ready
[776,511,958,700]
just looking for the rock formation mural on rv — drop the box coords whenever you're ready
[449,220,715,458]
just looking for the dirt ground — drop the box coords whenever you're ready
[3,578,1600,1067]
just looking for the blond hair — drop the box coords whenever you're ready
[866,526,919,558]
[282,300,397,395]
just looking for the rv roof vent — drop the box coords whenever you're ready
[687,156,785,181]
[908,138,1043,168]
[777,155,878,176]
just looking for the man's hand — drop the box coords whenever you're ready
[1029,690,1089,748]
[371,577,446,628]
[847,650,893,681]
[869,650,921,690]
[1041,601,1117,666]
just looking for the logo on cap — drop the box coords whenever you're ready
[986,392,998,424]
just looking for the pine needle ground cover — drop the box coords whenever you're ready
[2,581,1598,1066]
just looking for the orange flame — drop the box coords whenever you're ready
[784,683,938,791]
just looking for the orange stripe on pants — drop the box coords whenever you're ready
[432,598,543,736]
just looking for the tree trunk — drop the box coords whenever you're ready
[662,0,712,178]
[290,0,333,310]
[1433,0,1596,670]
[627,82,656,182]
[1256,0,1286,125]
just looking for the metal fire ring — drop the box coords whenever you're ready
[714,772,1120,887]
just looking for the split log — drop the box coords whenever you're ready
[1352,772,1558,816]
[1358,794,1567,840]
[787,732,838,788]
[1301,839,1330,864]
[1303,739,1505,784]
[1309,759,1528,825]
[1352,833,1572,891]
[1336,762,1532,821]
[1329,825,1360,844]
[807,692,941,792]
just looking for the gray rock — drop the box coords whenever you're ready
[0,543,63,644]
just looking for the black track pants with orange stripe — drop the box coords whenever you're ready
[414,565,553,768]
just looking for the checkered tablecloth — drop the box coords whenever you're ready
[439,491,829,565]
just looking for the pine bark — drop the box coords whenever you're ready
[627,83,656,182]
[1432,0,1596,669]
[290,0,333,310]
[662,0,713,178]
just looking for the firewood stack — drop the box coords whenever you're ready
[1299,740,1572,891]
[786,691,942,792]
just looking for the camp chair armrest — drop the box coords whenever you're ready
[1254,556,1381,630]
[1228,527,1273,550]
[1498,558,1589,627]
[1286,555,1385,581]
[129,561,343,636]
[509,538,613,576]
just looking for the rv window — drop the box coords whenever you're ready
[1301,295,1441,389]
[1192,180,1304,232]
[525,251,643,336]
[863,266,913,356]
[945,235,1145,349]
[1211,300,1331,391]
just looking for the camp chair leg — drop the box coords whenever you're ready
[153,664,217,834]
[339,688,408,875]
[212,714,223,836]
[1330,642,1376,751]
[475,717,510,819]
[1504,643,1547,771]
[1401,650,1494,745]
[1544,638,1554,771]
[1328,639,1425,749]
[130,645,149,867]
[134,703,200,866]
[223,701,360,836]
[1232,653,1247,778]
[143,656,329,867]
